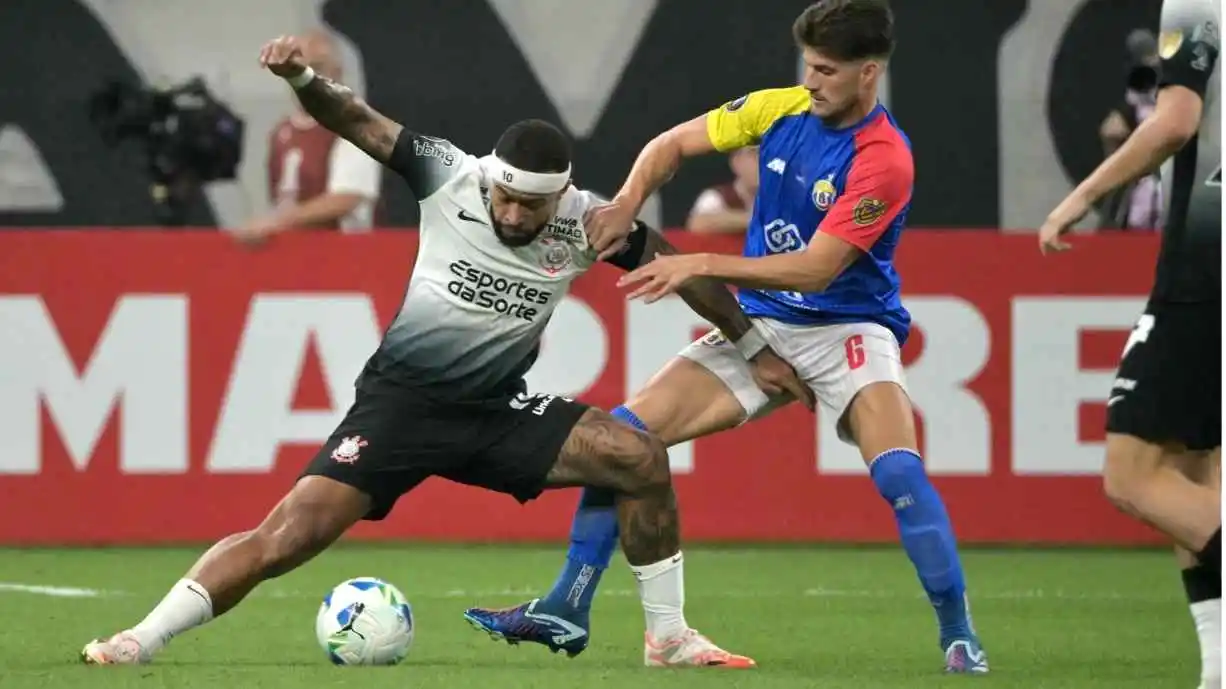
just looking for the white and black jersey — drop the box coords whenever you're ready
[361,130,646,399]
[1104,0,1222,450]
[1154,0,1221,302]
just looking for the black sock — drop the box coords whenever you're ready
[1182,563,1222,604]
[1196,528,1222,576]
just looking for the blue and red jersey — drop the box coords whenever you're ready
[705,86,914,344]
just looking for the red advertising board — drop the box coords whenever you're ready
[0,230,1164,545]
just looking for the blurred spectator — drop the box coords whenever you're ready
[686,146,758,234]
[231,29,381,245]
[1096,29,1163,232]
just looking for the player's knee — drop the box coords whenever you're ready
[618,432,671,495]
[643,433,671,488]
[846,382,918,457]
[245,526,306,578]
[1101,449,1162,513]
[1164,449,1218,486]
[250,505,346,577]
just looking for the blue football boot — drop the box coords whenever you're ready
[463,598,589,658]
[943,636,989,674]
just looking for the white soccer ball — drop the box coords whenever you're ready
[315,576,414,665]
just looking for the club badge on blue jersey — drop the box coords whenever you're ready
[812,173,837,211]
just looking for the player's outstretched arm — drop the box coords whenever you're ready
[618,143,911,297]
[605,221,816,409]
[590,87,804,259]
[605,221,752,340]
[1039,5,1217,252]
[587,116,716,260]
[1059,89,1202,214]
[615,116,716,215]
[259,35,403,165]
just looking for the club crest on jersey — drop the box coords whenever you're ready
[539,237,572,275]
[331,436,368,464]
[852,197,888,226]
[812,174,837,211]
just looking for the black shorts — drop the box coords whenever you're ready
[300,370,589,520]
[1105,300,1221,451]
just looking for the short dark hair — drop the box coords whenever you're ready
[494,119,572,173]
[792,0,895,62]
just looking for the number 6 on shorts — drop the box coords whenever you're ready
[845,334,866,370]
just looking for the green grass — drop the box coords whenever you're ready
[0,545,1198,688]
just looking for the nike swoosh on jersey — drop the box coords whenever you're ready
[457,209,487,224]
[1107,395,1125,406]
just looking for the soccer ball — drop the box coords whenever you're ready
[315,577,414,665]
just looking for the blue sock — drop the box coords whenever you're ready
[540,405,645,616]
[870,448,974,644]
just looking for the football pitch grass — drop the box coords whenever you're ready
[0,544,1198,688]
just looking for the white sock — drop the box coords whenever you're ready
[630,552,688,640]
[129,579,215,653]
[1191,599,1222,689]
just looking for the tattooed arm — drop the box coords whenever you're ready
[600,217,816,409]
[259,35,402,164]
[604,220,754,343]
[293,77,402,165]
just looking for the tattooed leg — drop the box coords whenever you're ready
[544,408,679,565]
[540,409,693,641]
[463,407,753,663]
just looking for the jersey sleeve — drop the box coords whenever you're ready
[600,220,651,271]
[818,142,914,251]
[326,138,382,199]
[568,188,651,271]
[387,129,468,200]
[1158,0,1220,98]
[704,87,810,153]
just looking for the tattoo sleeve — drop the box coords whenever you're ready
[642,228,755,342]
[293,75,403,164]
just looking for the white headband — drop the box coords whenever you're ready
[488,154,571,195]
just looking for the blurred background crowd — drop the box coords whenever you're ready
[0,0,1170,237]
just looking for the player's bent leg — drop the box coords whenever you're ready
[467,343,776,663]
[843,381,986,674]
[82,476,370,665]
[466,407,753,667]
[537,357,764,609]
[549,408,754,668]
[1167,450,1222,689]
[1102,434,1222,555]
[629,354,766,445]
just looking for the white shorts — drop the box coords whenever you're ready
[678,318,908,443]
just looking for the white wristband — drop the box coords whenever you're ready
[285,66,316,89]
[733,327,768,360]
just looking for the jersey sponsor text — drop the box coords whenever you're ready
[446,259,552,321]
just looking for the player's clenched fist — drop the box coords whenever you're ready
[258,35,308,79]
